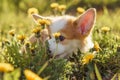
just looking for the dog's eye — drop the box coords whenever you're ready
[59,35,65,41]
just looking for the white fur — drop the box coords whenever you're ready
[50,16,75,33]
[48,35,94,58]
[48,38,65,55]
[48,38,81,58]
[79,35,94,53]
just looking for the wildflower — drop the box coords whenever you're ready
[24,41,31,48]
[28,8,39,17]
[24,69,43,80]
[82,53,95,65]
[77,7,85,14]
[94,41,101,52]
[53,32,61,39]
[53,32,61,38]
[32,26,42,38]
[37,19,51,26]
[0,63,14,72]
[9,29,15,36]
[32,27,42,34]
[30,47,36,56]
[58,5,66,12]
[17,34,26,42]
[101,26,110,32]
[50,3,59,9]
[53,32,62,43]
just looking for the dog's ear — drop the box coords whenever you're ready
[75,8,96,36]
[32,14,45,23]
[32,14,52,24]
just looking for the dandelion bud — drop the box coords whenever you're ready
[24,69,43,80]
[94,41,101,52]
[58,5,66,12]
[77,7,85,14]
[9,29,15,36]
[17,35,26,43]
[24,41,31,48]
[28,8,39,17]
[0,63,14,72]
[37,19,51,26]
[101,26,110,33]
[52,32,61,43]
[50,3,59,9]
[32,26,42,38]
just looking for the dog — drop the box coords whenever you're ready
[32,8,96,58]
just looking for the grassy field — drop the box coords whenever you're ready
[0,1,120,80]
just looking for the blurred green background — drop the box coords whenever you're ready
[0,0,120,38]
[0,0,120,15]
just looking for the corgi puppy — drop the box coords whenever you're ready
[32,8,96,58]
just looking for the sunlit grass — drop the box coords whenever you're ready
[0,3,120,80]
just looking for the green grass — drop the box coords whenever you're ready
[0,4,120,80]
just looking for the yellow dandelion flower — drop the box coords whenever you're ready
[44,20,51,26]
[77,7,85,14]
[37,19,51,26]
[24,41,31,48]
[24,69,43,80]
[53,32,61,43]
[53,32,61,38]
[28,8,39,17]
[94,41,101,52]
[82,53,95,65]
[9,29,15,36]
[101,26,110,32]
[50,3,59,9]
[0,63,14,72]
[30,47,36,55]
[2,38,10,44]
[17,35,26,41]
[58,5,66,11]
[32,27,42,34]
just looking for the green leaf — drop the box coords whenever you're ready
[37,61,48,75]
[11,68,21,80]
[90,71,95,80]
[111,73,117,80]
[3,73,12,80]
[94,64,102,80]
[118,73,120,80]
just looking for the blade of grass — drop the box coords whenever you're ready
[37,61,48,75]
[118,73,120,80]
[111,73,117,80]
[94,64,102,80]
[43,76,51,80]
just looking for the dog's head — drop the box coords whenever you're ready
[33,8,96,58]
